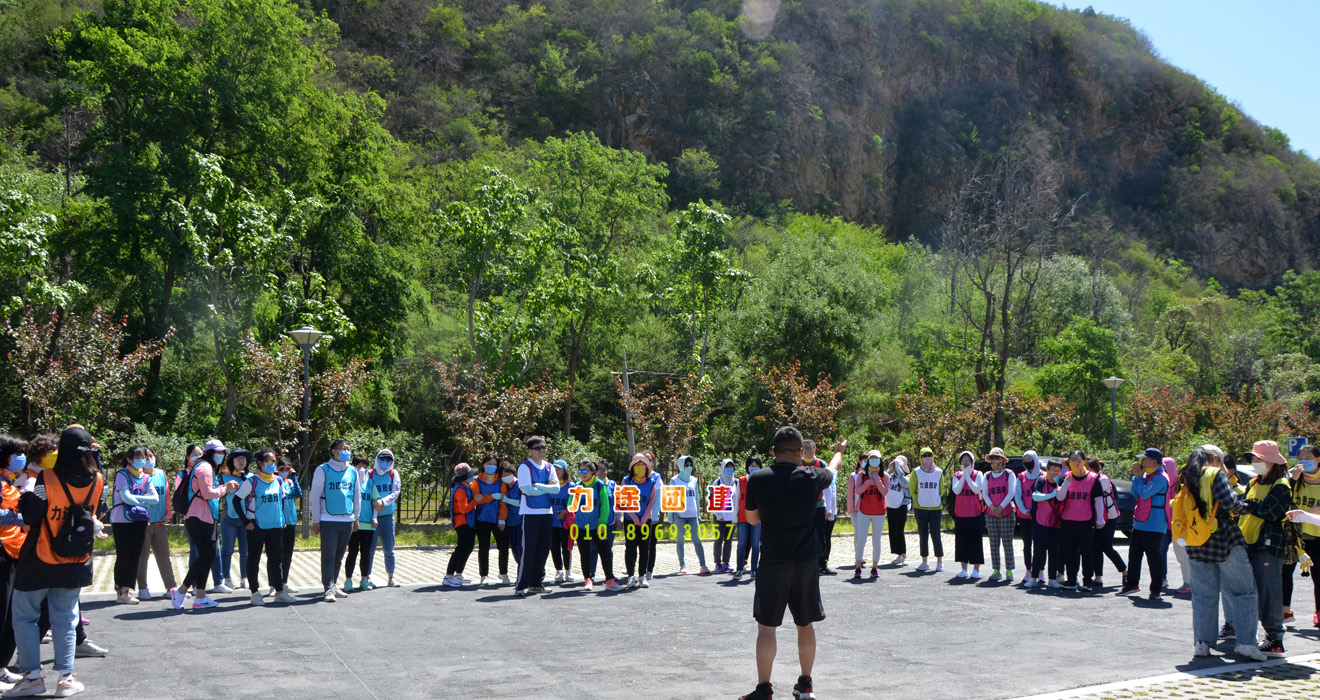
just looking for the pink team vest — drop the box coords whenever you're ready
[1059,472,1099,522]
[983,471,1012,515]
[953,471,984,517]
[1034,478,1061,528]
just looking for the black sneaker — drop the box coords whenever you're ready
[529,585,548,596]
[1219,624,1235,640]
[1260,639,1285,658]
[819,566,836,576]
[793,675,814,699]
[1147,592,1162,601]
[1115,586,1139,597]
[852,566,862,580]
[739,681,773,700]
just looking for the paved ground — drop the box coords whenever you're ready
[54,531,1320,699]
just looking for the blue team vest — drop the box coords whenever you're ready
[321,463,356,516]
[474,478,502,523]
[220,473,244,519]
[247,476,286,529]
[146,470,170,523]
[281,476,301,525]
[522,460,552,510]
[370,469,397,517]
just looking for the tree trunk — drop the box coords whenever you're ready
[562,317,584,437]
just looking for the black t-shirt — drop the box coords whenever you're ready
[744,461,834,563]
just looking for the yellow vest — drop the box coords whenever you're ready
[1293,477,1320,539]
[1238,479,1282,545]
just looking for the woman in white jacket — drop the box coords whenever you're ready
[885,455,912,565]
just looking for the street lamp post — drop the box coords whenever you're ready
[1101,376,1124,451]
[288,326,324,538]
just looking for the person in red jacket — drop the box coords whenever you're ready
[443,463,478,587]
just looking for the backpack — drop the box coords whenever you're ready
[1171,468,1220,547]
[47,474,99,560]
[171,466,197,515]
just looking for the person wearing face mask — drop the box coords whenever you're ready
[621,453,660,588]
[1053,450,1105,591]
[0,436,30,687]
[1117,448,1171,598]
[273,458,301,595]
[1284,444,1320,628]
[443,463,478,588]
[110,446,158,605]
[170,439,241,611]
[549,460,577,584]
[711,459,739,573]
[1235,440,1292,657]
[1165,456,1193,596]
[643,450,663,581]
[470,456,505,585]
[572,460,623,592]
[344,455,379,592]
[135,448,175,602]
[1013,451,1042,585]
[850,450,888,579]
[217,448,253,593]
[1029,460,1065,587]
[1087,457,1125,589]
[309,438,363,603]
[365,449,402,588]
[885,455,911,565]
[981,448,1017,582]
[801,440,838,576]
[950,450,985,580]
[671,455,710,575]
[909,447,945,572]
[232,450,295,605]
[514,436,561,597]
[178,444,222,593]
[498,462,524,578]
[733,457,763,580]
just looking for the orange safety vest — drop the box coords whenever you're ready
[0,481,23,560]
[35,470,104,566]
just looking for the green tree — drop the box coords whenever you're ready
[1035,318,1121,441]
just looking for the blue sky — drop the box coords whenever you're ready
[1057,1,1320,160]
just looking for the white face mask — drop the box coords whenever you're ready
[501,475,516,485]
[1252,462,1267,473]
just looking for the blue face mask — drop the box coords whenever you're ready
[867,458,881,468]
[336,450,351,463]
[484,464,498,475]
[212,453,225,465]
[723,467,735,477]
[263,463,277,475]
[146,457,156,472]
[748,467,759,474]
[10,454,26,471]
[679,466,694,478]
[131,458,148,471]
[1302,459,1317,473]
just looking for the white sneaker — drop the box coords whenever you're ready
[387,577,400,588]
[1022,575,1035,587]
[1234,644,1267,662]
[564,571,575,583]
[500,575,511,585]
[207,583,233,594]
[115,591,138,605]
[935,562,944,572]
[223,577,235,590]
[1048,580,1062,589]
[284,585,298,595]
[955,569,969,579]
[970,570,982,580]
[265,587,276,597]
[479,576,490,586]
[4,675,44,697]
[137,588,152,601]
[554,571,565,584]
[323,589,337,602]
[640,576,650,588]
[627,576,639,589]
[273,591,296,603]
[605,580,624,592]
[1,670,22,684]
[191,596,218,610]
[72,641,106,658]
[53,673,83,698]
[915,561,930,572]
[646,572,653,580]
[250,592,265,606]
[1194,641,1211,657]
[333,587,348,599]
[583,578,593,592]
[169,587,186,610]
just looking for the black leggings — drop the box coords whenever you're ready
[914,508,944,558]
[887,506,908,556]
[1283,537,1320,609]
[246,527,285,592]
[646,520,659,574]
[345,528,377,579]
[446,525,476,576]
[181,518,218,591]
[111,521,147,591]
[1030,522,1061,580]
[624,521,657,577]
[578,530,616,582]
[279,525,296,586]
[474,521,510,577]
[713,521,736,565]
[1091,521,1125,577]
[1059,520,1096,584]
[550,527,572,572]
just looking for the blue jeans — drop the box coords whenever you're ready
[1190,546,1258,646]
[736,522,761,574]
[377,513,396,575]
[673,515,707,569]
[188,524,223,587]
[219,516,249,582]
[13,588,79,673]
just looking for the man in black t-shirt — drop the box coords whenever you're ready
[738,426,844,700]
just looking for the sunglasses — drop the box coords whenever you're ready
[578,468,592,474]
[530,445,547,451]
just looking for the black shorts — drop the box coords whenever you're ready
[753,559,825,628]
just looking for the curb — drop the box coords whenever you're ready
[1007,652,1320,700]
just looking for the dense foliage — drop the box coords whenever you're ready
[1,0,1317,484]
